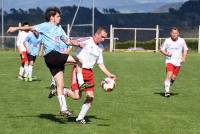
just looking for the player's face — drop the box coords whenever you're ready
[170,29,179,41]
[95,30,107,44]
[24,24,29,32]
[51,13,61,25]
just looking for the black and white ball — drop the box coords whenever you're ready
[101,77,115,92]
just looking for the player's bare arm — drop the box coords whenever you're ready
[98,63,116,79]
[7,26,35,33]
[181,50,188,63]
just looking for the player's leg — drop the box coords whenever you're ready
[164,63,174,97]
[53,71,72,117]
[76,69,95,124]
[22,52,29,82]
[76,91,94,124]
[170,66,181,86]
[18,53,26,80]
[45,51,72,117]
[18,62,24,80]
[67,56,93,90]
[27,55,35,81]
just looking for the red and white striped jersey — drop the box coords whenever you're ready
[16,31,31,52]
[160,37,188,66]
[76,37,104,69]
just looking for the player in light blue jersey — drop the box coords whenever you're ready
[7,7,88,117]
[24,31,43,81]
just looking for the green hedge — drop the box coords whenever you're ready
[116,39,198,50]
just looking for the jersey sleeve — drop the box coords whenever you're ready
[182,39,189,51]
[160,39,167,51]
[16,32,23,47]
[97,44,104,64]
[60,26,68,39]
[34,22,48,33]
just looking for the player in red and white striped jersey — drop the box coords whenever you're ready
[16,22,31,80]
[160,27,188,97]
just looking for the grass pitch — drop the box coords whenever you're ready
[0,51,200,134]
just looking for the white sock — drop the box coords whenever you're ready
[77,103,90,120]
[164,80,171,93]
[24,65,29,78]
[19,66,24,76]
[57,95,67,111]
[77,73,84,86]
[63,88,69,96]
[28,65,33,78]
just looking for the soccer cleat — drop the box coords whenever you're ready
[50,83,57,90]
[17,75,24,80]
[24,77,28,82]
[76,118,86,124]
[164,92,170,97]
[60,110,73,117]
[28,77,32,82]
[79,83,94,91]
[48,88,57,99]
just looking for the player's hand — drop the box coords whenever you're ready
[78,42,86,48]
[109,74,117,80]
[181,57,185,64]
[166,51,172,57]
[7,27,18,33]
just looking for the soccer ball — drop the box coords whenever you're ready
[101,77,115,92]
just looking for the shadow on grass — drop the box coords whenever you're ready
[154,92,179,97]
[38,113,66,124]
[11,114,110,125]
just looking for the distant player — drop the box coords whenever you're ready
[16,22,31,80]
[160,27,188,97]
[24,31,43,81]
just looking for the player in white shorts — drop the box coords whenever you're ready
[160,27,188,97]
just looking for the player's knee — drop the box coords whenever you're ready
[85,96,94,103]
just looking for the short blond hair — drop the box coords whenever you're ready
[95,27,106,34]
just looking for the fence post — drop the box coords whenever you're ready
[110,25,113,52]
[67,24,70,39]
[155,25,159,52]
[134,28,137,50]
[198,25,200,54]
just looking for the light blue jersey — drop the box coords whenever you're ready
[34,22,68,55]
[25,32,42,56]
[59,41,72,53]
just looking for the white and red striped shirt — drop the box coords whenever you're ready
[76,37,104,69]
[16,31,31,52]
[160,37,188,66]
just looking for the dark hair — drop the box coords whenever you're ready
[22,22,30,26]
[45,7,61,21]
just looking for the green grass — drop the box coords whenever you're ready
[0,51,200,134]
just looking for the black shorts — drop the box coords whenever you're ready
[27,54,36,62]
[44,51,69,76]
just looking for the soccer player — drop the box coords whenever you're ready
[160,27,188,97]
[23,31,43,81]
[7,7,84,117]
[49,27,116,124]
[16,22,31,80]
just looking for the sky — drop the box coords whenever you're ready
[1,0,189,13]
